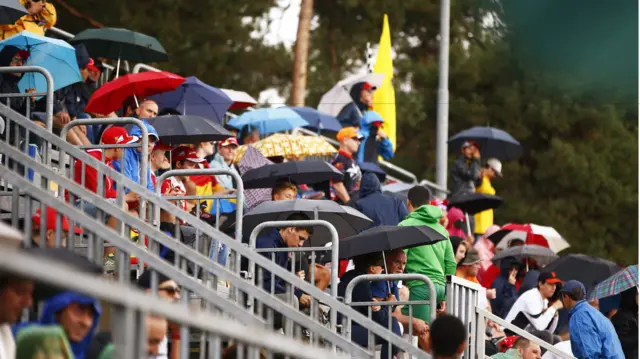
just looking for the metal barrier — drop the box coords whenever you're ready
[446,275,482,359]
[133,63,161,73]
[0,244,349,359]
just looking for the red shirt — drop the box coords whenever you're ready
[72,149,117,199]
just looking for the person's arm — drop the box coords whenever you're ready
[570,314,603,359]
[471,157,483,187]
[451,157,482,182]
[522,300,559,331]
[376,137,394,160]
[42,2,57,29]
[397,199,409,222]
[333,181,350,204]
[442,240,457,276]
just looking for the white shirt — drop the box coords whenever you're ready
[541,340,573,359]
[504,288,559,333]
[156,336,168,359]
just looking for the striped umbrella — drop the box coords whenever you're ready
[589,265,638,300]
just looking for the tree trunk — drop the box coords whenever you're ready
[291,0,314,107]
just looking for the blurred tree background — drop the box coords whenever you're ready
[57,0,638,264]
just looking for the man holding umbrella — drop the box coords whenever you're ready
[449,141,482,198]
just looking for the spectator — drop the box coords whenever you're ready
[400,185,456,325]
[474,158,502,239]
[541,329,574,359]
[149,142,173,189]
[15,325,73,359]
[85,59,104,96]
[14,291,101,359]
[355,172,408,228]
[96,99,159,143]
[456,247,497,307]
[136,99,159,120]
[338,252,401,359]
[492,337,542,359]
[239,126,259,145]
[482,239,525,290]
[426,314,468,359]
[429,198,449,228]
[330,126,362,204]
[446,207,469,240]
[450,236,468,265]
[30,207,81,248]
[209,137,240,190]
[336,81,374,128]
[610,287,638,359]
[272,180,297,201]
[561,280,624,359]
[0,0,56,39]
[112,120,158,192]
[146,315,168,358]
[504,272,563,334]
[357,111,393,163]
[476,224,500,278]
[489,257,521,318]
[0,47,33,116]
[0,274,33,359]
[449,140,482,198]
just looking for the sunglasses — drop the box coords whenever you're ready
[158,285,181,296]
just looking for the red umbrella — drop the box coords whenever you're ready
[488,223,570,254]
[85,71,186,115]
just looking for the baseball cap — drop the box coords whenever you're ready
[172,146,205,163]
[86,58,100,73]
[461,140,479,150]
[336,127,364,142]
[429,198,449,212]
[32,208,83,234]
[218,137,239,148]
[153,142,174,152]
[560,280,586,298]
[361,82,376,91]
[486,158,503,177]
[538,271,563,285]
[461,247,481,266]
[101,126,137,145]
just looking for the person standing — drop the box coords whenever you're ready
[610,287,638,359]
[561,280,624,359]
[449,141,482,197]
[355,172,408,228]
[337,82,375,128]
[330,127,363,204]
[474,158,502,239]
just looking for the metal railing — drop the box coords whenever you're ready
[446,275,482,359]
[0,244,349,359]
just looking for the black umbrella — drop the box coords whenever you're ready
[544,254,621,295]
[491,245,558,266]
[447,193,503,215]
[358,162,387,182]
[0,0,27,25]
[242,199,372,245]
[24,248,103,301]
[145,115,233,145]
[448,126,522,160]
[338,225,447,260]
[241,161,343,189]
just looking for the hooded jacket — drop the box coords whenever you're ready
[0,46,27,114]
[569,300,625,359]
[610,288,638,359]
[490,256,521,318]
[14,292,101,359]
[399,205,456,288]
[356,111,393,164]
[355,173,408,229]
[445,206,467,238]
[449,154,482,197]
[336,82,369,128]
[112,120,158,192]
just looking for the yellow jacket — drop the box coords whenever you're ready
[0,0,57,39]
[474,175,495,234]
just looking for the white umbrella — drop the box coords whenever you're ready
[220,88,257,110]
[317,73,385,117]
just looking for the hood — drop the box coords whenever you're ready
[359,110,384,134]
[349,82,369,112]
[499,256,522,276]
[447,207,465,223]
[74,44,91,69]
[40,291,101,359]
[129,120,159,142]
[359,172,381,197]
[402,205,450,238]
[619,287,638,312]
[0,46,24,83]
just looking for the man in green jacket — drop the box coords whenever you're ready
[400,186,457,324]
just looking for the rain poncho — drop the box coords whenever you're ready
[357,111,393,163]
[355,172,408,229]
[569,300,625,359]
[0,0,56,39]
[112,120,158,192]
[336,82,369,128]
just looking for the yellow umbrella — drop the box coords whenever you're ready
[234,134,336,163]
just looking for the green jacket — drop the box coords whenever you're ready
[399,205,456,287]
[491,349,522,359]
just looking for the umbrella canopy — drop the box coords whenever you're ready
[85,71,185,115]
[144,115,233,145]
[233,133,337,162]
[318,73,385,117]
[289,107,342,132]
[447,192,503,215]
[0,0,27,25]
[359,162,387,182]
[241,161,343,189]
[490,223,570,253]
[149,76,233,124]
[69,27,168,63]
[227,107,308,135]
[337,225,447,259]
[491,244,558,266]
[0,31,82,94]
[545,254,621,295]
[242,199,372,245]
[590,265,638,300]
[448,126,522,160]
[220,88,257,110]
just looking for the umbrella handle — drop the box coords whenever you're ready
[465,212,472,237]
[381,251,391,295]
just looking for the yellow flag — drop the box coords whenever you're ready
[372,14,396,150]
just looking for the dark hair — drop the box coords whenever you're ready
[407,185,431,208]
[353,252,384,271]
[121,95,138,112]
[284,212,313,234]
[136,270,171,290]
[429,315,467,357]
[271,180,298,199]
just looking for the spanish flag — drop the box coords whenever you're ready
[372,14,396,149]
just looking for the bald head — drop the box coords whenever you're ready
[385,249,406,275]
[146,315,168,356]
[515,338,542,359]
[136,100,158,119]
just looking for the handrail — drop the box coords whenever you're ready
[132,63,161,73]
[0,244,350,359]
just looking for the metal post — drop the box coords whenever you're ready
[435,0,451,198]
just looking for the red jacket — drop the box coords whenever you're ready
[72,149,117,199]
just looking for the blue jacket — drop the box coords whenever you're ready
[255,229,301,299]
[569,300,625,359]
[336,82,369,128]
[355,172,408,229]
[490,257,520,318]
[14,292,101,359]
[112,120,158,192]
[357,111,394,163]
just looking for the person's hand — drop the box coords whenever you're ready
[412,319,429,336]
[473,147,481,159]
[508,268,518,286]
[377,128,388,139]
[124,191,140,203]
[385,294,397,302]
[25,88,36,102]
[371,305,381,312]
[296,270,306,280]
[33,120,46,128]
[54,111,71,126]
[299,294,311,308]
[551,300,564,311]
[436,301,446,316]
[486,288,497,300]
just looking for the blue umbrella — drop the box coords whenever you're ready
[0,31,82,94]
[448,126,522,160]
[289,107,342,132]
[227,107,309,135]
[149,76,233,125]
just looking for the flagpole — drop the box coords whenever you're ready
[435,0,451,198]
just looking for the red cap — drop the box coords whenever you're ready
[218,137,239,148]
[362,82,376,91]
[153,142,174,152]
[16,50,29,60]
[371,121,383,128]
[430,199,449,212]
[101,126,137,145]
[86,58,99,72]
[172,146,205,163]
[32,207,83,234]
